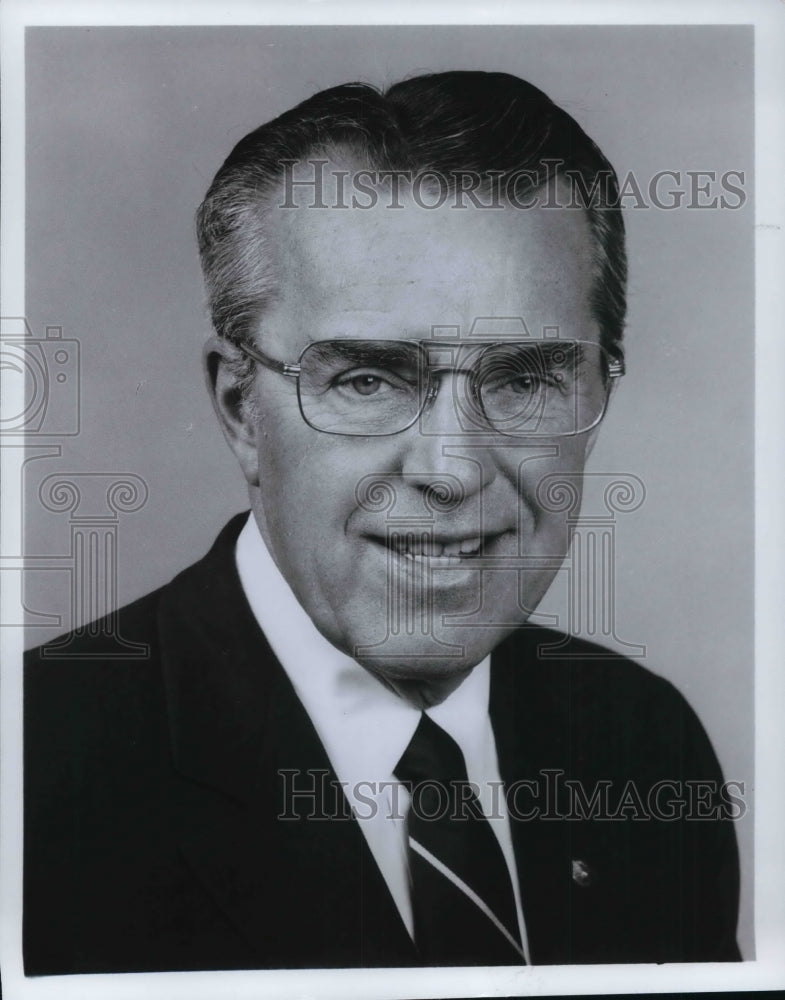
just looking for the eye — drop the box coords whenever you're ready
[348,373,384,396]
[481,370,546,397]
[484,364,571,397]
[333,367,409,398]
[506,372,543,394]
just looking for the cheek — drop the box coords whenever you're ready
[498,438,590,537]
[255,427,366,544]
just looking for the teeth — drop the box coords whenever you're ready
[390,535,483,559]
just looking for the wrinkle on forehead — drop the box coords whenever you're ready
[264,168,598,344]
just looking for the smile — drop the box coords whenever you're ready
[392,535,481,559]
[366,529,508,566]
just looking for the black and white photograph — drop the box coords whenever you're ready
[1,2,783,998]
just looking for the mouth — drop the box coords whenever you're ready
[365,529,508,568]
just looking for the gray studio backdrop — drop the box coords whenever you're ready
[23,25,754,958]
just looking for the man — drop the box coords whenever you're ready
[24,71,740,973]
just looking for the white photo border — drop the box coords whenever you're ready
[2,1,783,998]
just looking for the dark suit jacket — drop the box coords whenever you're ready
[24,514,741,974]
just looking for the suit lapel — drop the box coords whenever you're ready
[491,632,641,965]
[156,515,416,967]
[490,632,582,965]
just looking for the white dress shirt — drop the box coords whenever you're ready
[235,513,529,961]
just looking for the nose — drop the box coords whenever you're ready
[398,373,493,500]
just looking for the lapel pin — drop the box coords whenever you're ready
[571,859,594,887]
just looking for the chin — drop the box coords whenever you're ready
[356,648,479,679]
[351,627,501,703]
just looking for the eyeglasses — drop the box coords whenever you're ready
[236,338,624,438]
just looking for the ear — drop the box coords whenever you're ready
[203,335,260,487]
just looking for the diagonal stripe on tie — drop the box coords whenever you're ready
[395,712,524,966]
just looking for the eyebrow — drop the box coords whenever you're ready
[308,341,422,366]
[476,340,587,364]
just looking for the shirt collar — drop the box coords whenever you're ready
[235,512,491,787]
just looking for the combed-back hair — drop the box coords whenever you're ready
[196,71,626,394]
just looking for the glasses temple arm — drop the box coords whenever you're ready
[235,341,301,378]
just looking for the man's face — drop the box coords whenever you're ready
[213,179,604,705]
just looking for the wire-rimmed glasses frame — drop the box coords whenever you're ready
[233,337,625,438]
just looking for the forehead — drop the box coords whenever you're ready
[262,175,598,347]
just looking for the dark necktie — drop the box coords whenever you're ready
[394,713,525,966]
